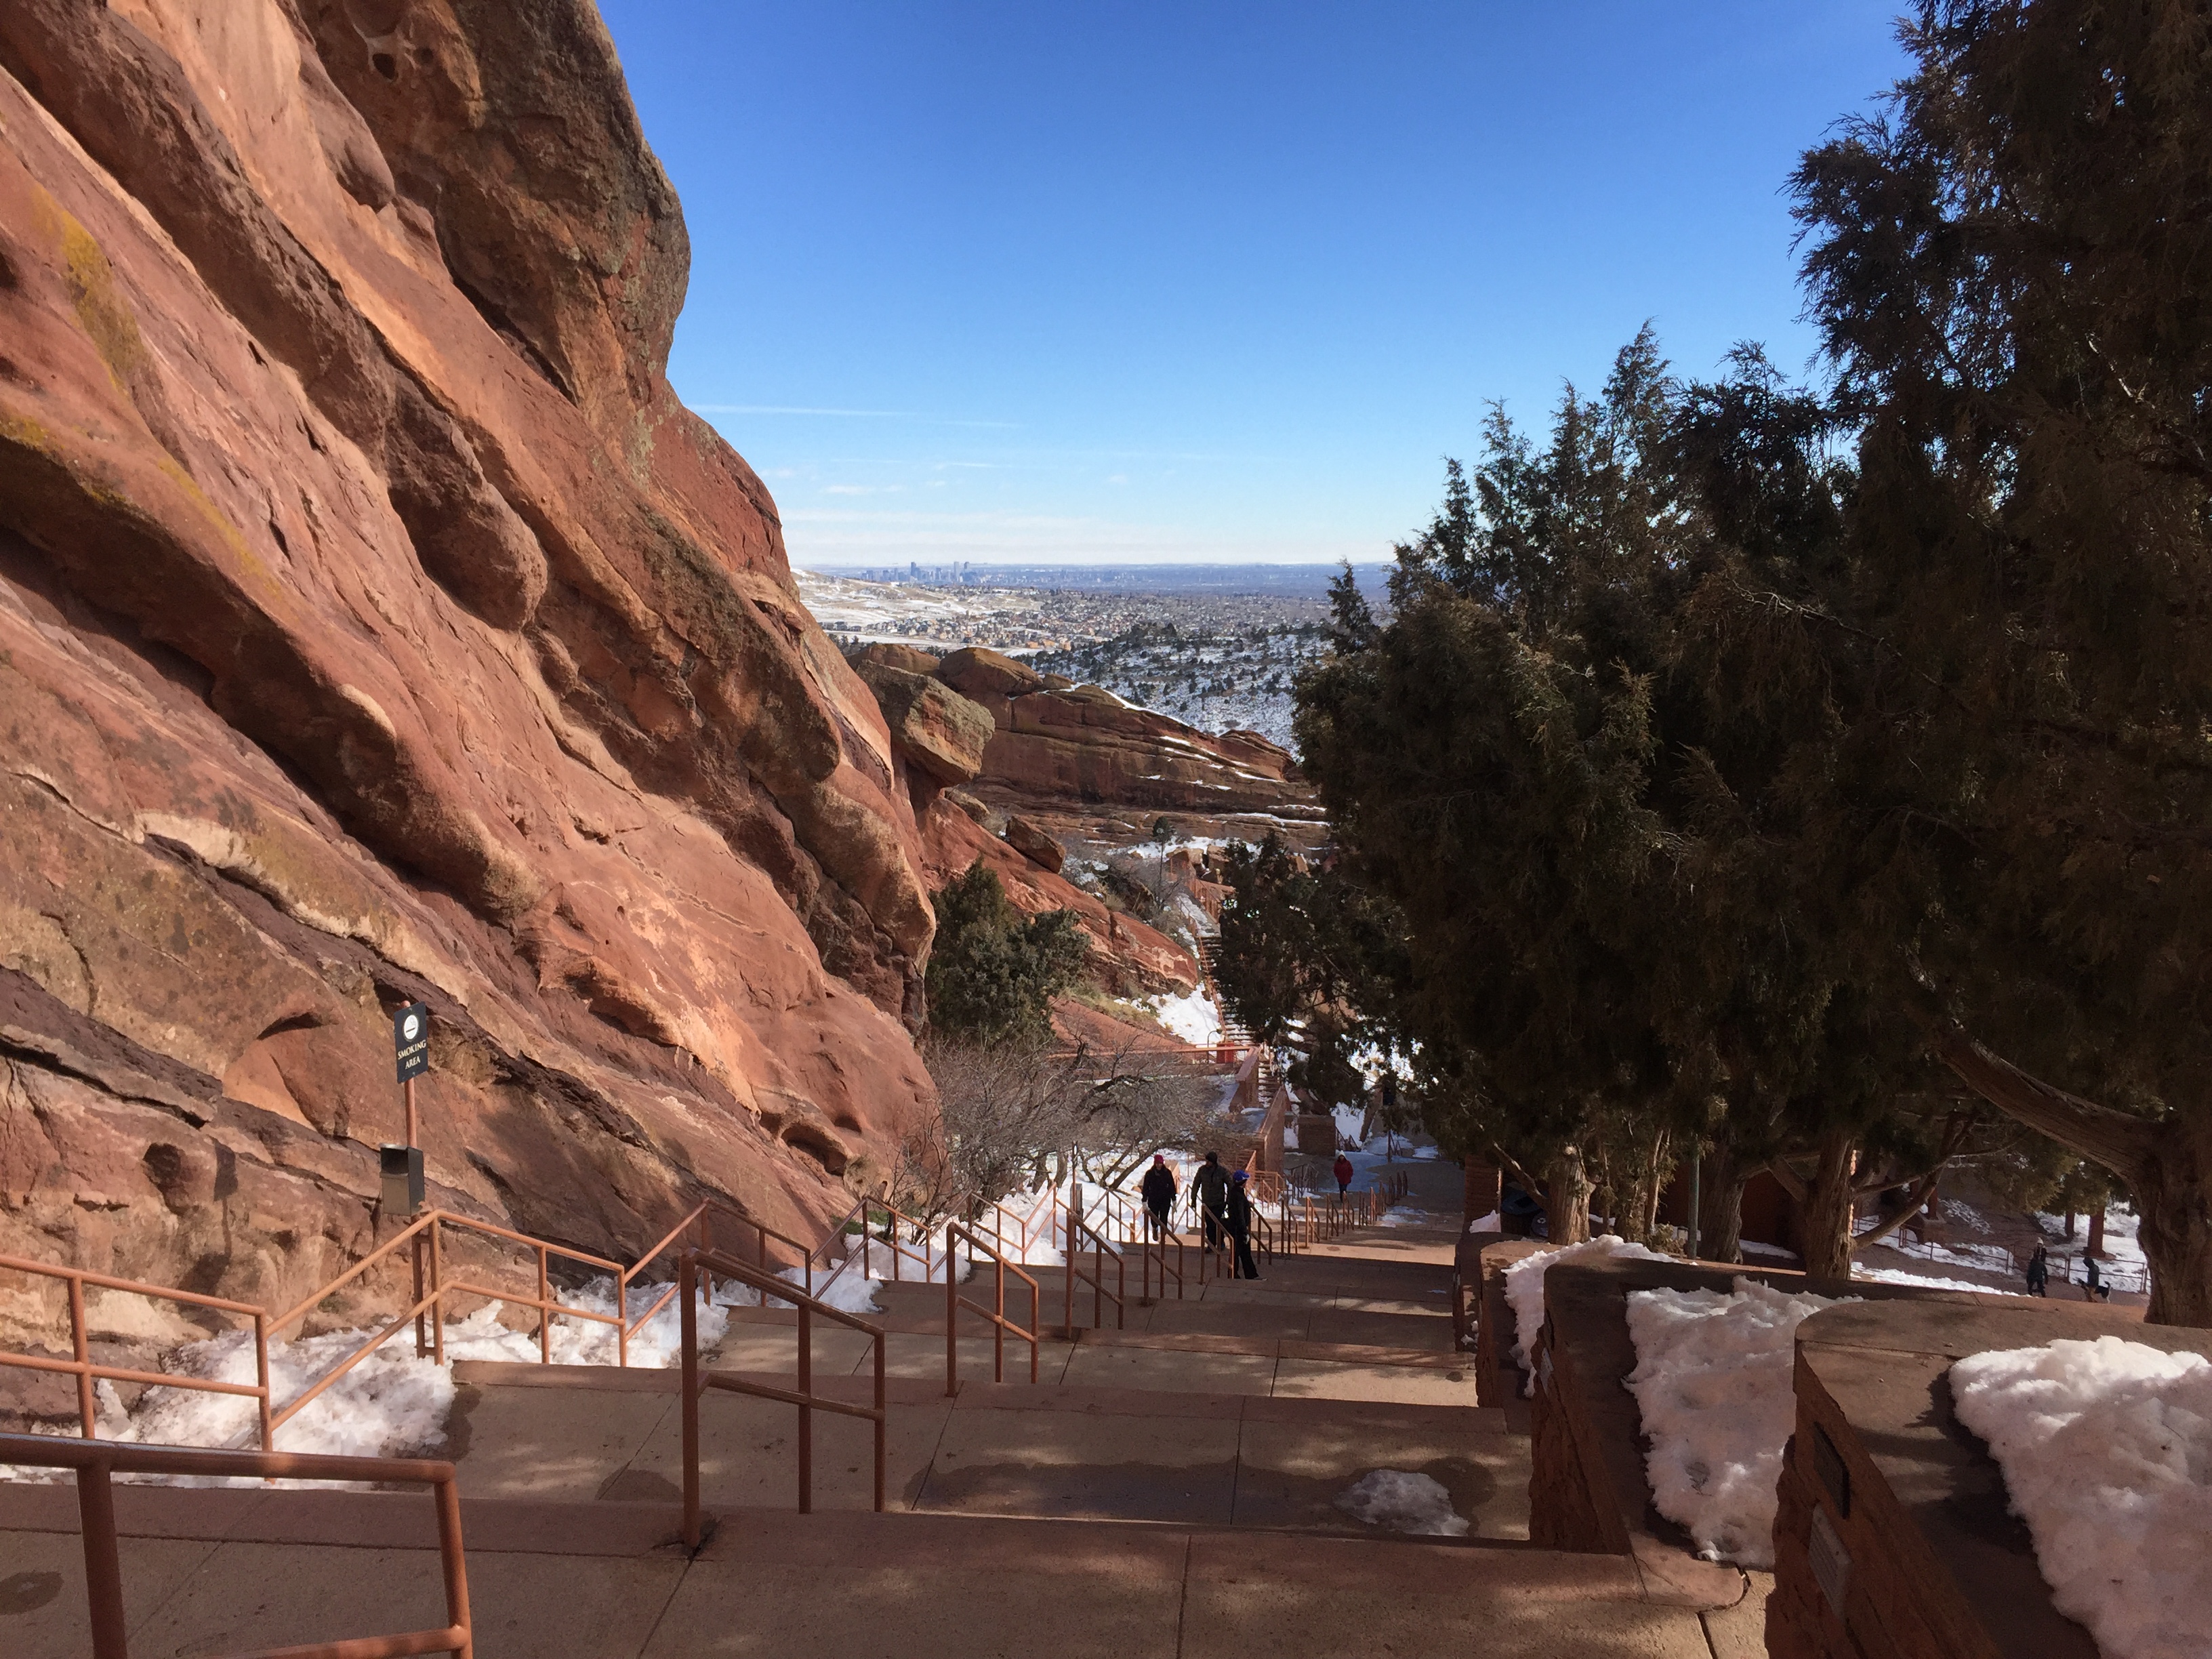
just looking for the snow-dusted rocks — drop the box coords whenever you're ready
[1950,1336,2212,1659]
[1623,1281,1856,1568]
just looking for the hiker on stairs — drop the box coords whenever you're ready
[1193,1151,1230,1251]
[1141,1154,1178,1239]
[1333,1152,1354,1196]
[1226,1170,1261,1279]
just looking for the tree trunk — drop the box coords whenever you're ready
[1801,1130,1857,1281]
[2087,1206,2106,1260]
[1928,1026,2212,1325]
[1462,1158,1502,1226]
[2132,1115,2212,1324]
[2064,1208,2076,1241]
[1696,1142,1747,1265]
[1546,1146,1592,1244]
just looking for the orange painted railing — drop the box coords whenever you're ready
[1,1197,813,1454]
[1,1431,472,1659]
[810,1195,938,1307]
[1062,1204,1126,1333]
[0,1254,272,1449]
[943,1224,1040,1393]
[678,1246,885,1542]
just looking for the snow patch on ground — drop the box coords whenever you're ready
[1144,985,1223,1047]
[1950,1336,2212,1659]
[1503,1236,1671,1389]
[1623,1281,1856,1568]
[1333,1469,1470,1536]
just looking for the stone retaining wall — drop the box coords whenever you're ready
[1768,1298,2203,1659]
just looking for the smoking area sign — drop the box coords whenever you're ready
[392,1002,431,1084]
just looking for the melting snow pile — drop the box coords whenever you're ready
[1503,1235,1671,1391]
[1145,985,1222,1048]
[1950,1336,2212,1659]
[1,1278,725,1487]
[1334,1469,1470,1536]
[1622,1280,1856,1568]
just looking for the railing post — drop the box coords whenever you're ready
[537,1246,552,1365]
[78,1454,128,1659]
[434,1471,475,1659]
[681,1252,701,1551]
[253,1313,273,1454]
[1063,1204,1075,1336]
[994,1254,1006,1382]
[797,1302,813,1515]
[945,1234,959,1398]
[413,1233,428,1358]
[428,1218,445,1367]
[68,1273,96,1439]
[617,1262,632,1369]
[874,1326,888,1512]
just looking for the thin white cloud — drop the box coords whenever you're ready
[691,404,1023,430]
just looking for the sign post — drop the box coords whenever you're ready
[385,1002,431,1216]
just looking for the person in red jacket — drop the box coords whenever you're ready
[1333,1152,1355,1196]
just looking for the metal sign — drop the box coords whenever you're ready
[392,1002,431,1084]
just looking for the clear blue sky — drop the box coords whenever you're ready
[598,2,1909,567]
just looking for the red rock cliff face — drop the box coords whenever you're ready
[0,0,936,1315]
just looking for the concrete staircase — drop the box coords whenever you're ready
[0,1161,1760,1657]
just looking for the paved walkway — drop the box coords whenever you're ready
[0,1483,1722,1659]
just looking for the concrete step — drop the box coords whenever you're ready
[443,1360,1514,1528]
[709,1309,1478,1404]
[0,1479,1751,1659]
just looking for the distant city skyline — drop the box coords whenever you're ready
[600,2,1910,565]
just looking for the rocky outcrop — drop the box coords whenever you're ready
[0,1,937,1321]
[852,661,994,786]
[982,684,1315,819]
[1002,815,1065,874]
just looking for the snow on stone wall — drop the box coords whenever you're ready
[1950,1335,2212,1659]
[1623,1281,1856,1568]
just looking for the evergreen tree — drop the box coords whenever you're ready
[925,860,1087,1047]
[1774,0,2212,1321]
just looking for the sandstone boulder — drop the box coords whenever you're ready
[853,661,994,785]
[853,642,942,675]
[936,646,1044,703]
[1004,815,1065,874]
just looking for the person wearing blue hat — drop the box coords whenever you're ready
[1225,1169,1261,1279]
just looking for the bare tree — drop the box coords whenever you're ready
[900,1036,1235,1224]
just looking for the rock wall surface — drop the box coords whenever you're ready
[0,0,937,1324]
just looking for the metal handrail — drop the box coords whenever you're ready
[943,1225,1040,1393]
[1063,1205,1126,1332]
[678,1246,886,1544]
[811,1197,936,1307]
[620,1198,813,1350]
[0,1431,472,1659]
[0,1254,273,1450]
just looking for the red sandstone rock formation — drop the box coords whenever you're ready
[0,0,938,1315]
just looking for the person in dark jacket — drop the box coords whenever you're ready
[1193,1151,1230,1251]
[2024,1245,2049,1296]
[1333,1153,1355,1196]
[1140,1154,1177,1239]
[1225,1170,1261,1279]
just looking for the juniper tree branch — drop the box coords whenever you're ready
[1928,1027,2156,1183]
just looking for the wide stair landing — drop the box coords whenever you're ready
[1,1170,1756,1657]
